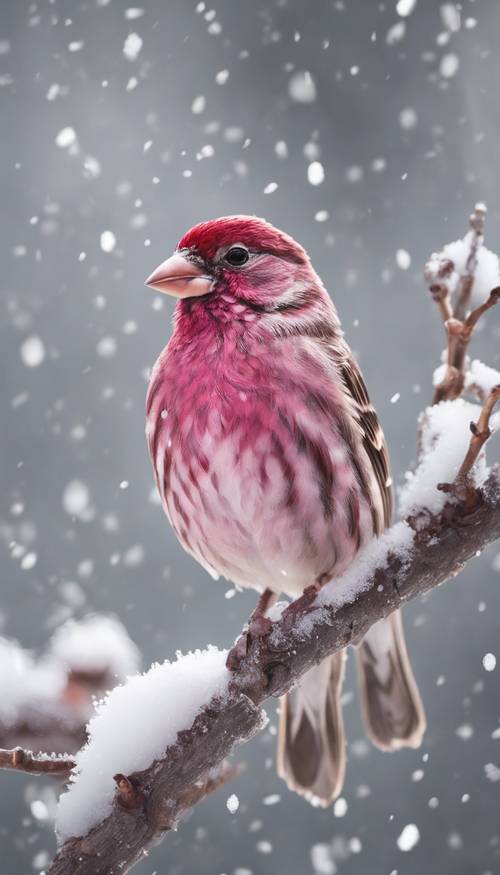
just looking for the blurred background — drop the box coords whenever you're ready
[1,0,500,872]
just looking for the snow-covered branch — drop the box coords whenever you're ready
[0,616,140,755]
[47,464,500,874]
[425,203,500,404]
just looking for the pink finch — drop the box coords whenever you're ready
[145,215,425,805]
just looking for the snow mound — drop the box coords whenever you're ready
[49,615,140,681]
[317,522,415,610]
[426,227,500,309]
[0,638,65,727]
[399,399,492,518]
[466,359,500,396]
[56,647,229,841]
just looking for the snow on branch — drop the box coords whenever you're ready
[425,203,500,403]
[2,207,500,875]
[0,616,140,755]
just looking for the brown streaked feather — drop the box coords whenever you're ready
[337,350,394,531]
[277,652,346,806]
[357,613,426,751]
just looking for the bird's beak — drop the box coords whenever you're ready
[144,253,213,298]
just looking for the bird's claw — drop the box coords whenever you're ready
[226,615,273,672]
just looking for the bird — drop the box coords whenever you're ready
[145,215,426,806]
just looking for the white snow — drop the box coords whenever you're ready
[0,638,65,727]
[426,230,500,308]
[125,7,145,19]
[333,797,348,817]
[275,140,288,159]
[386,21,406,45]
[466,360,500,396]
[483,652,496,672]
[317,522,415,611]
[311,843,336,875]
[191,95,206,114]
[0,616,139,731]
[440,4,461,32]
[123,33,143,61]
[440,53,459,78]
[20,335,45,367]
[46,83,61,101]
[456,723,473,740]
[263,793,281,805]
[485,763,500,782]
[21,551,37,570]
[399,107,418,130]
[55,127,77,149]
[396,248,411,269]
[62,479,90,517]
[397,823,420,851]
[307,161,325,186]
[56,647,230,840]
[49,616,140,680]
[226,793,239,813]
[396,0,417,16]
[96,335,117,357]
[288,70,317,103]
[100,230,116,253]
[399,399,493,518]
[346,165,363,183]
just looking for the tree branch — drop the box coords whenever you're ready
[47,468,500,874]
[427,204,492,404]
[0,747,75,776]
[454,202,486,321]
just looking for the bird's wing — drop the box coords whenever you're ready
[336,346,394,531]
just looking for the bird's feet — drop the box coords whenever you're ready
[226,589,277,672]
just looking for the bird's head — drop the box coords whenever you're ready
[145,215,322,315]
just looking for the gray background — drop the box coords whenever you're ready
[1,0,500,872]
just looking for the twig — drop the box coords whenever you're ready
[429,209,496,405]
[0,747,75,776]
[455,386,500,492]
[463,287,500,337]
[454,203,486,321]
[424,257,454,324]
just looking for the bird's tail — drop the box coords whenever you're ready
[356,610,426,750]
[277,651,346,806]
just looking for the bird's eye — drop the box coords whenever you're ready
[224,246,249,267]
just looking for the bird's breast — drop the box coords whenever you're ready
[147,344,375,596]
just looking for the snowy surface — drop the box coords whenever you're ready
[0,616,139,727]
[56,647,230,841]
[0,638,65,727]
[466,359,500,396]
[316,522,415,611]
[49,615,141,681]
[426,223,500,308]
[399,399,494,517]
